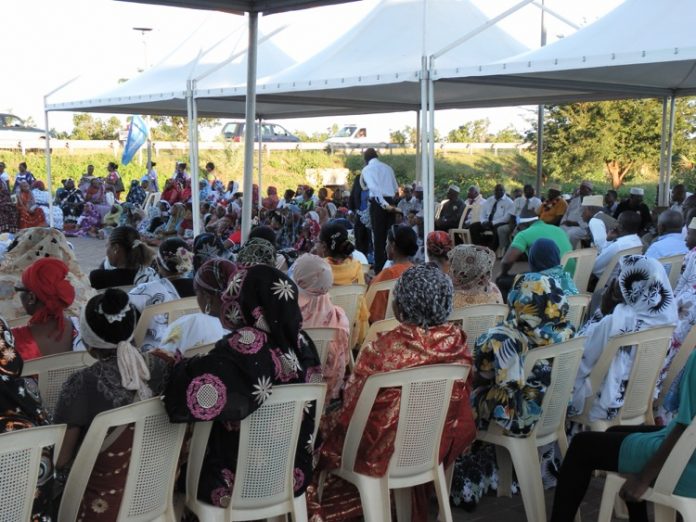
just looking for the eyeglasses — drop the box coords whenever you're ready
[14,286,28,293]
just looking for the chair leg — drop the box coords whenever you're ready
[653,503,677,522]
[494,445,513,498]
[507,440,546,522]
[598,473,625,522]
[291,493,309,522]
[353,476,391,522]
[434,464,454,522]
[394,488,411,522]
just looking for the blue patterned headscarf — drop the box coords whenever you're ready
[393,264,453,328]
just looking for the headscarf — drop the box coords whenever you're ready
[194,258,237,296]
[31,180,46,191]
[193,233,226,272]
[79,290,152,400]
[126,179,147,207]
[157,239,194,275]
[448,244,496,292]
[0,228,95,324]
[393,264,453,328]
[292,254,344,327]
[617,255,676,328]
[426,231,453,258]
[220,264,303,351]
[528,238,560,272]
[262,186,279,210]
[315,206,329,226]
[237,237,276,266]
[103,204,123,227]
[21,258,75,335]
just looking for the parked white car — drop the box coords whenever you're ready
[324,124,389,147]
[0,114,46,142]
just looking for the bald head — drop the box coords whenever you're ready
[617,211,642,236]
[658,209,684,235]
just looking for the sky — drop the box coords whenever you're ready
[2,0,624,139]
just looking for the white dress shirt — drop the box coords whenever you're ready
[513,196,541,217]
[360,158,399,208]
[592,234,643,276]
[589,217,609,250]
[481,195,515,226]
[463,194,486,225]
[645,233,689,259]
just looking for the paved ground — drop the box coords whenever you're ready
[68,236,636,522]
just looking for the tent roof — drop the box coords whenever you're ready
[433,0,696,101]
[116,0,359,15]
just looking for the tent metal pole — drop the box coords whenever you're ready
[241,12,258,243]
[258,117,263,209]
[415,109,421,182]
[43,103,54,228]
[535,0,547,196]
[658,97,668,206]
[664,94,677,207]
[191,83,202,236]
[427,57,436,245]
[419,57,430,258]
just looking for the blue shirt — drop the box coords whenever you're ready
[645,232,688,259]
[619,350,696,497]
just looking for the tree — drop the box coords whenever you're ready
[70,113,122,140]
[447,118,491,143]
[534,98,696,188]
[149,115,220,141]
[389,129,408,145]
[491,125,523,143]
[294,129,331,142]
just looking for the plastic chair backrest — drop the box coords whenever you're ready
[658,253,686,290]
[186,383,326,519]
[656,325,696,411]
[365,279,397,320]
[449,227,472,245]
[561,248,597,292]
[653,414,696,495]
[133,296,200,346]
[341,364,469,479]
[566,293,591,330]
[7,315,30,328]
[361,318,400,350]
[58,397,187,522]
[596,246,644,291]
[22,351,96,416]
[447,304,508,346]
[328,284,366,338]
[582,326,675,424]
[304,327,341,366]
[142,192,161,212]
[523,338,584,443]
[0,424,66,521]
[184,342,216,358]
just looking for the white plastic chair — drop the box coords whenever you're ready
[328,284,366,349]
[477,337,584,522]
[183,383,326,522]
[448,208,472,245]
[447,304,508,346]
[365,278,397,321]
[318,364,470,522]
[658,253,686,290]
[0,424,66,521]
[570,325,675,431]
[360,318,400,351]
[566,293,592,330]
[58,397,186,522]
[655,325,696,412]
[142,191,161,212]
[133,296,200,346]
[595,246,644,292]
[304,327,341,366]
[184,342,216,358]
[561,247,598,292]
[597,414,696,522]
[21,351,96,416]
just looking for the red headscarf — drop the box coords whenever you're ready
[426,231,453,258]
[22,258,75,335]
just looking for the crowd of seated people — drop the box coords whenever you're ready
[2,158,696,521]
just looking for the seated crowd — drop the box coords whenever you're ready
[1,154,696,522]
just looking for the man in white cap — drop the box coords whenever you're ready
[614,187,652,233]
[470,183,515,252]
[435,184,465,231]
[645,209,688,259]
[583,195,617,250]
[560,180,594,248]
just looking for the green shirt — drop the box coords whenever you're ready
[510,220,573,257]
[619,350,696,497]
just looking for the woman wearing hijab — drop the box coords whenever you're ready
[0,315,55,520]
[570,255,678,421]
[32,179,64,230]
[448,244,503,308]
[0,228,95,325]
[262,185,280,210]
[236,237,277,267]
[159,258,232,354]
[292,253,350,400]
[295,213,321,253]
[192,232,227,272]
[84,178,106,205]
[54,289,172,521]
[16,180,47,229]
[126,179,147,207]
[426,230,453,272]
[12,258,79,360]
[163,264,323,507]
[309,265,475,521]
[0,178,18,232]
[101,203,123,229]
[161,179,180,205]
[75,202,102,238]
[528,238,578,296]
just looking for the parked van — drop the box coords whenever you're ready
[222,121,300,142]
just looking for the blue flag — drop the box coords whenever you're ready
[121,115,148,166]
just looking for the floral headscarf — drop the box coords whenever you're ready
[617,255,675,327]
[426,231,453,258]
[193,233,226,272]
[393,264,453,328]
[126,179,147,207]
[448,244,496,292]
[157,238,194,275]
[236,237,276,267]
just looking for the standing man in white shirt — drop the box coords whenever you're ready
[470,184,515,253]
[592,211,643,277]
[513,184,542,223]
[360,148,399,272]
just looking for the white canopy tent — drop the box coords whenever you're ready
[432,0,696,204]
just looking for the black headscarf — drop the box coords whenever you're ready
[193,233,226,272]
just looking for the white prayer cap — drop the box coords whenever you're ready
[630,187,645,196]
[448,185,461,193]
[581,195,604,207]
[548,183,562,192]
[519,216,539,224]
[414,182,423,192]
